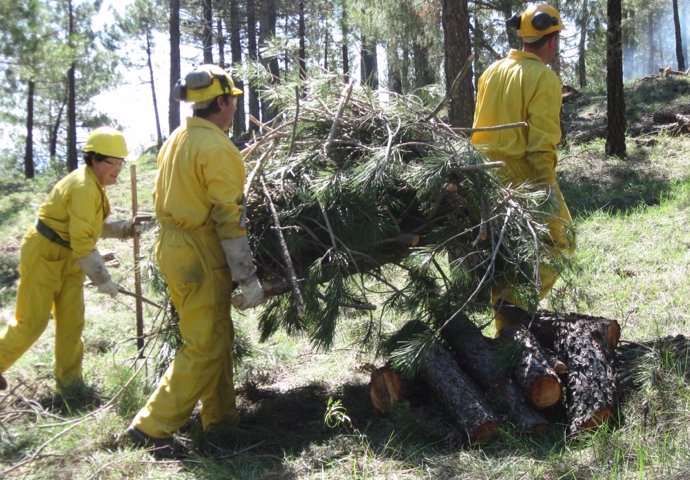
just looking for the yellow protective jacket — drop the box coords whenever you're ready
[37,166,111,258]
[471,49,562,187]
[154,116,246,239]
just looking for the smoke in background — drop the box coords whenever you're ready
[623,3,689,80]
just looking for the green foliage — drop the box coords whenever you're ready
[245,68,573,363]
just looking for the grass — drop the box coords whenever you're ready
[1,80,690,478]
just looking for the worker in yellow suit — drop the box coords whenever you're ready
[471,4,575,333]
[0,127,140,394]
[127,64,265,457]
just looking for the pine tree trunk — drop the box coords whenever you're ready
[247,0,261,131]
[673,0,686,71]
[202,0,213,63]
[169,0,181,133]
[605,0,626,157]
[24,80,35,179]
[441,0,474,128]
[227,0,246,139]
[66,0,77,172]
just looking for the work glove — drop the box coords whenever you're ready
[221,236,265,310]
[75,249,119,298]
[101,214,154,239]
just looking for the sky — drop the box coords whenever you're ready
[92,0,196,156]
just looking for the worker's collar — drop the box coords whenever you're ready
[185,116,229,135]
[508,49,544,63]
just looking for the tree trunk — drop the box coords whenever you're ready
[24,79,35,179]
[577,0,589,89]
[247,0,261,132]
[418,342,499,442]
[66,0,77,172]
[647,15,655,76]
[605,0,626,157]
[499,0,521,50]
[202,0,213,63]
[412,42,435,88]
[441,317,548,432]
[49,100,66,160]
[360,34,378,89]
[169,0,181,133]
[227,0,246,139]
[441,0,474,128]
[673,0,686,71]
[340,0,349,79]
[146,31,163,148]
[260,0,279,124]
[216,17,225,67]
[387,39,402,94]
[298,0,306,79]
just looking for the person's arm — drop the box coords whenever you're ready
[204,143,265,309]
[525,70,562,187]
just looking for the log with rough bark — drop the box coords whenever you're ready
[496,305,619,434]
[440,316,549,432]
[497,324,563,409]
[417,342,500,442]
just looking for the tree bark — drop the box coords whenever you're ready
[418,342,499,442]
[227,0,246,139]
[673,0,686,71]
[605,0,626,157]
[577,0,589,89]
[441,316,548,432]
[259,0,279,124]
[441,0,474,128]
[360,34,378,89]
[498,324,563,409]
[247,0,261,132]
[169,0,181,133]
[66,0,77,172]
[24,80,35,179]
[340,0,349,79]
[202,0,213,63]
[146,31,163,148]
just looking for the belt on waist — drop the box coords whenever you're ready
[35,219,71,249]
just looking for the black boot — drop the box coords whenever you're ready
[0,373,6,390]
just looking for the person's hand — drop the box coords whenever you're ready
[131,214,154,235]
[231,277,265,310]
[96,280,120,298]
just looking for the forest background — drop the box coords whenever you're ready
[1,0,690,479]
[0,0,688,173]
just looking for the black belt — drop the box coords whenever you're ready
[35,219,71,249]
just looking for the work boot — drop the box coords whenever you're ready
[126,426,183,459]
[0,373,7,390]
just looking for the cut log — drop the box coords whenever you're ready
[440,317,548,432]
[498,324,562,409]
[418,342,500,442]
[497,305,621,352]
[495,304,619,434]
[369,366,406,415]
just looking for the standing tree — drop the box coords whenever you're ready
[117,0,166,148]
[202,0,213,63]
[672,0,686,71]
[605,0,626,157]
[441,0,473,127]
[66,0,78,171]
[169,0,181,133]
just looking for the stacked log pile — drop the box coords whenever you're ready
[371,307,624,441]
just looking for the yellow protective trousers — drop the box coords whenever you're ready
[0,228,85,391]
[491,160,575,333]
[130,225,237,438]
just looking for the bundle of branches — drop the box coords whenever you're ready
[240,71,567,354]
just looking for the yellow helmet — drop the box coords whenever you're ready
[172,64,243,109]
[507,4,563,42]
[83,127,128,159]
